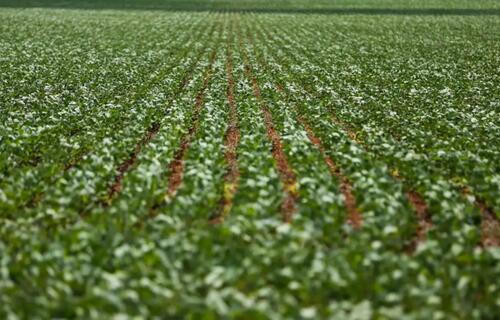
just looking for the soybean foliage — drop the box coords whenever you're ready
[0,1,499,319]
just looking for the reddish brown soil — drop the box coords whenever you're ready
[107,38,216,203]
[106,122,161,203]
[167,95,203,198]
[324,102,434,243]
[236,24,298,222]
[459,187,499,247]
[332,114,435,249]
[210,48,240,224]
[299,117,362,229]
[331,111,434,246]
[275,74,362,227]
[242,63,298,222]
[145,50,218,219]
[256,27,437,243]
[163,51,217,203]
[404,190,432,253]
[261,97,298,223]
[475,197,500,247]
[330,102,437,249]
[340,178,362,229]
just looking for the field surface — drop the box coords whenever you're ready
[0,0,500,318]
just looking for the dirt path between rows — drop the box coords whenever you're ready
[210,42,240,224]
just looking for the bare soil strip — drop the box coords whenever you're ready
[246,28,361,227]
[76,48,215,220]
[278,38,496,247]
[104,122,161,204]
[404,190,432,253]
[328,88,497,249]
[258,26,434,241]
[209,46,240,224]
[241,61,298,222]
[102,47,210,208]
[461,188,500,247]
[235,24,299,222]
[22,38,212,213]
[273,82,362,227]
[332,105,433,249]
[479,203,500,247]
[297,116,362,229]
[166,88,205,197]
[149,49,217,217]
[330,112,432,243]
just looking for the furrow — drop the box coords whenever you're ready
[1,16,201,178]
[28,33,211,218]
[243,23,347,232]
[480,206,500,247]
[328,107,432,237]
[263,20,495,246]
[330,105,431,246]
[330,107,432,245]
[209,39,240,224]
[297,115,361,229]
[6,19,211,217]
[404,190,432,253]
[462,188,500,247]
[104,121,161,204]
[150,47,218,216]
[275,83,362,228]
[254,20,432,246]
[103,34,213,207]
[238,34,298,223]
[247,25,358,228]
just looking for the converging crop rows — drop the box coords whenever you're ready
[0,7,499,319]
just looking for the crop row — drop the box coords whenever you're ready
[0,9,498,319]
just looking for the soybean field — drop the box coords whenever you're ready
[0,0,500,318]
